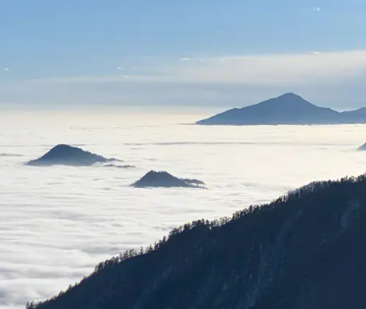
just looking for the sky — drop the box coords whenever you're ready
[1,0,366,109]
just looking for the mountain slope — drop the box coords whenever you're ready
[131,170,205,188]
[27,144,115,166]
[197,93,366,125]
[28,174,366,309]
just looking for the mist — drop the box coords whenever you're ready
[1,111,366,308]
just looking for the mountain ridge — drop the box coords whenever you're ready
[131,170,206,188]
[197,93,366,125]
[26,144,118,166]
[27,173,366,309]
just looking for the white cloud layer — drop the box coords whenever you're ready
[1,114,366,308]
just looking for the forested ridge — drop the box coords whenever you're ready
[28,174,366,309]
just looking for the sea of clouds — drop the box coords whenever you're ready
[1,111,366,308]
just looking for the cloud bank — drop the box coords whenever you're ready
[1,113,366,308]
[1,50,366,109]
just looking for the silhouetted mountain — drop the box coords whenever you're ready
[28,174,366,309]
[358,143,366,151]
[197,93,366,125]
[342,107,366,122]
[131,170,205,188]
[27,144,117,166]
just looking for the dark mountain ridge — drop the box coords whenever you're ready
[197,93,366,125]
[358,143,366,151]
[131,170,205,188]
[28,173,366,309]
[27,144,118,166]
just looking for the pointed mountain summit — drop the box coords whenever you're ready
[131,171,205,188]
[197,93,366,125]
[27,144,118,166]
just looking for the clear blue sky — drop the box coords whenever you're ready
[1,0,366,108]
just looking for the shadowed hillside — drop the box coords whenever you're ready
[27,174,366,309]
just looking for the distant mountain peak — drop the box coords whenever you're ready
[278,92,303,99]
[258,93,313,108]
[131,170,205,188]
[26,144,118,166]
[197,93,366,125]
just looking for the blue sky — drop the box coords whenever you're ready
[1,0,366,109]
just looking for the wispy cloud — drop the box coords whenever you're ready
[7,50,366,87]
[179,58,191,61]
[312,7,321,12]
[3,68,10,72]
[163,50,366,85]
[117,67,124,70]
[2,50,366,108]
